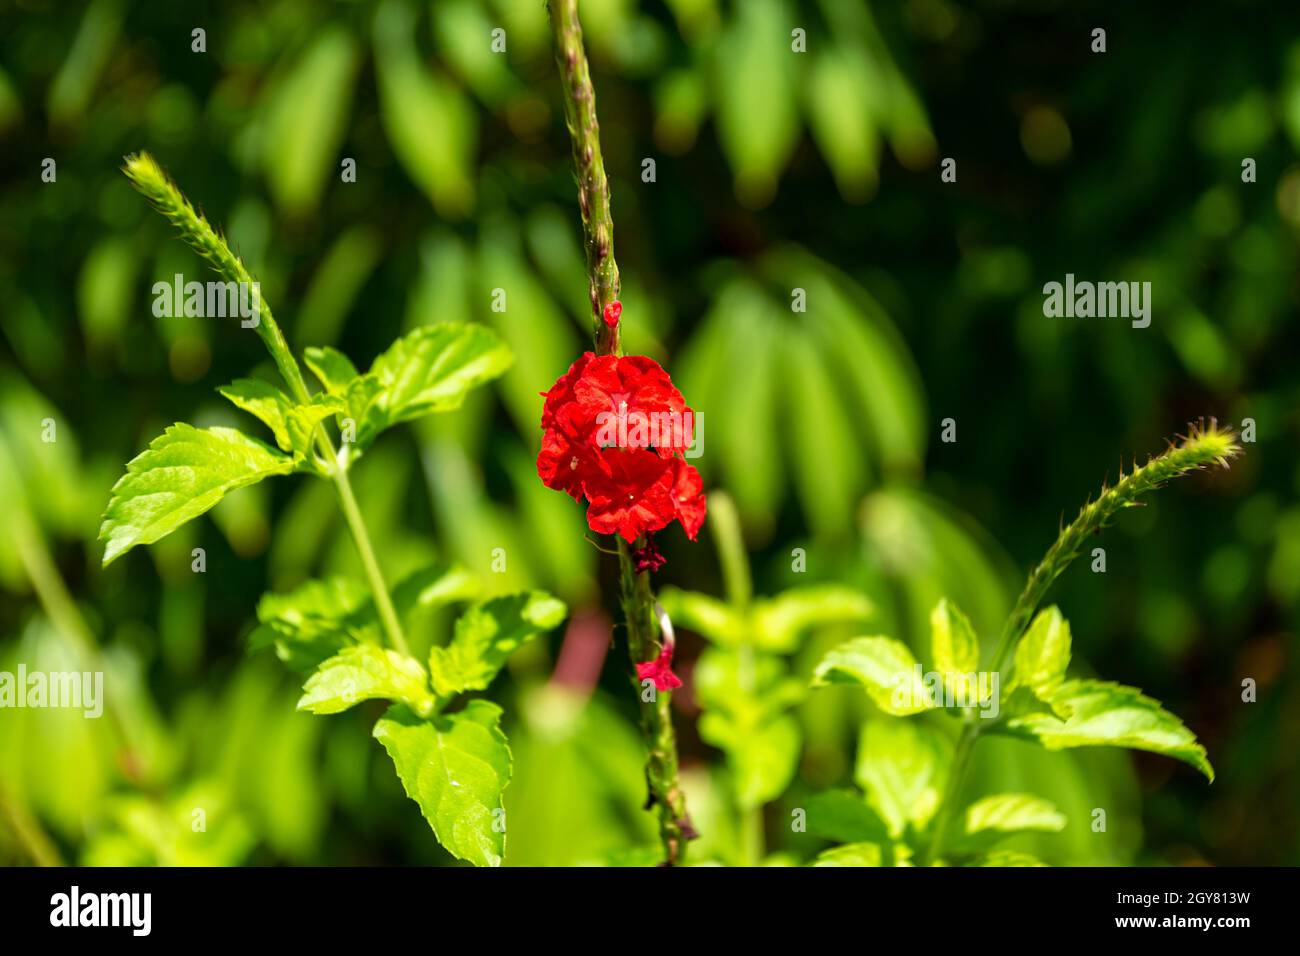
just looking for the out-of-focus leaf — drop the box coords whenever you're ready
[657,587,745,647]
[374,0,476,217]
[956,793,1067,855]
[296,227,382,346]
[784,332,865,540]
[433,0,520,106]
[46,0,122,127]
[714,0,798,205]
[261,26,359,215]
[698,709,800,809]
[750,585,873,653]
[805,47,881,201]
[804,788,890,844]
[929,597,980,700]
[854,718,952,838]
[813,842,884,866]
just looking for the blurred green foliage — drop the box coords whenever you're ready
[0,0,1297,866]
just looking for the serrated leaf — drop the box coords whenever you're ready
[961,793,1066,851]
[657,587,745,647]
[750,585,873,653]
[854,719,952,838]
[427,591,566,698]
[996,679,1214,781]
[219,380,343,471]
[699,710,800,809]
[1008,606,1072,698]
[100,424,294,565]
[218,379,294,451]
[811,636,933,715]
[249,577,377,671]
[804,789,891,844]
[813,842,884,867]
[333,323,511,457]
[930,598,980,701]
[297,644,434,716]
[303,346,360,395]
[373,701,511,866]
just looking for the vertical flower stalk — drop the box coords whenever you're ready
[547,0,694,865]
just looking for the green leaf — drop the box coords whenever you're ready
[367,323,511,423]
[326,323,511,457]
[303,346,360,395]
[249,577,377,671]
[373,701,511,867]
[930,598,980,701]
[373,0,476,217]
[657,587,745,647]
[699,710,800,809]
[297,644,434,716]
[100,424,294,565]
[261,26,359,216]
[996,679,1215,781]
[390,562,480,617]
[427,591,566,698]
[813,842,884,867]
[854,719,952,838]
[965,850,1048,867]
[811,636,933,715]
[219,380,343,472]
[804,789,891,844]
[750,585,873,653]
[1008,606,1072,698]
[218,379,294,451]
[961,793,1067,850]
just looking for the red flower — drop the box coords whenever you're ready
[637,649,682,691]
[537,350,706,545]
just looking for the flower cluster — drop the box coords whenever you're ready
[537,351,706,544]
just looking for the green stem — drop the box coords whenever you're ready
[123,153,409,656]
[927,422,1241,866]
[619,540,692,864]
[0,437,150,782]
[548,0,621,355]
[0,784,63,867]
[548,0,692,864]
[923,720,979,866]
[330,452,410,657]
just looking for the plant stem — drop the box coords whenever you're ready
[619,540,692,864]
[548,0,692,864]
[0,783,63,867]
[548,0,621,355]
[330,451,410,656]
[123,153,409,656]
[990,421,1241,669]
[922,719,979,866]
[0,436,150,782]
[926,422,1242,866]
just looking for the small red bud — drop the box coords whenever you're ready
[602,300,622,328]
